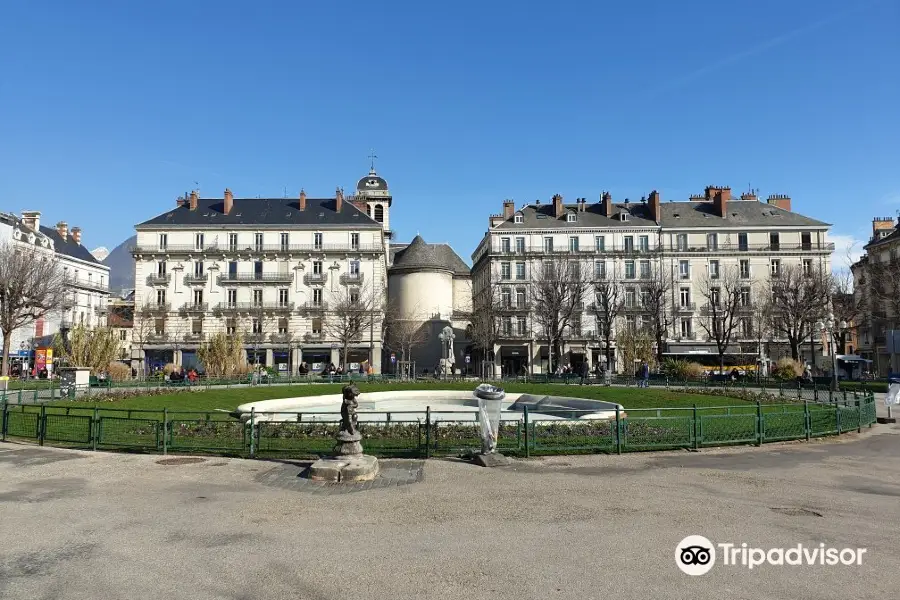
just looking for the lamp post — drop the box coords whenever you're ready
[816,313,848,392]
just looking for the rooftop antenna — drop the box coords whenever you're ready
[368,149,378,172]
[194,181,200,196]
[283,186,287,198]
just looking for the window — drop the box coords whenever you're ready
[119,329,127,341]
[569,262,581,279]
[709,260,720,279]
[801,232,812,251]
[500,262,511,280]
[680,318,692,337]
[313,261,323,275]
[640,289,650,308]
[706,233,718,250]
[227,289,237,307]
[639,260,650,279]
[154,318,165,335]
[314,232,323,250]
[313,288,323,306]
[543,237,553,252]
[676,234,688,251]
[565,212,576,223]
[501,237,511,253]
[712,318,722,337]
[514,214,524,224]
[740,287,751,307]
[570,317,582,335]
[515,237,525,254]
[254,261,263,279]
[569,236,579,252]
[620,213,629,222]
[253,289,263,307]
[517,316,527,335]
[739,260,750,279]
[595,236,605,251]
[252,318,262,334]
[503,317,512,336]
[625,288,636,308]
[195,233,204,250]
[639,235,649,252]
[624,260,636,279]
[625,315,636,331]
[156,289,166,305]
[741,318,753,338]
[192,319,203,335]
[281,233,290,251]
[158,234,168,250]
[771,259,781,277]
[350,232,359,250]
[278,318,288,334]
[228,233,238,251]
[802,259,812,276]
[194,261,204,277]
[193,289,203,306]
[374,204,384,223]
[350,289,360,304]
[228,261,237,276]
[350,260,360,275]
[516,288,526,307]
[515,262,526,279]
[501,288,512,307]
[157,261,167,277]
[543,262,556,278]
[366,205,371,216]
[679,287,691,307]
[624,236,634,253]
[594,261,606,280]
[738,233,748,251]
[278,289,289,306]
[770,232,780,251]
[710,287,721,307]
[679,260,690,279]
[312,317,322,334]
[226,319,236,335]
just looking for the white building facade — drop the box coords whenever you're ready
[472,188,832,375]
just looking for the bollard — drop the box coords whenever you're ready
[523,406,530,458]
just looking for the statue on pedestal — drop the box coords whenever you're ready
[335,384,363,455]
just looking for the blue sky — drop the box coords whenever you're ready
[1,0,898,267]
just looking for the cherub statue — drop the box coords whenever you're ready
[340,383,360,435]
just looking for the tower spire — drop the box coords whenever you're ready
[368,149,378,173]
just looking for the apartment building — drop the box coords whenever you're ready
[0,211,110,368]
[471,187,832,375]
[131,170,391,375]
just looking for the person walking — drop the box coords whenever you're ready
[640,361,650,388]
[580,361,590,385]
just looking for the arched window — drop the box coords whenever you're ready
[374,204,384,223]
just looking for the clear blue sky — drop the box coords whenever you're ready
[1,0,897,266]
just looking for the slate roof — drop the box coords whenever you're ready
[39,225,105,265]
[864,226,900,250]
[494,200,829,230]
[136,197,382,229]
[389,236,470,276]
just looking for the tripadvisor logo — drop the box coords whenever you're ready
[675,536,867,575]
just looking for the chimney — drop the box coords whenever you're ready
[502,200,515,219]
[712,187,730,218]
[552,194,564,218]
[21,211,41,231]
[336,187,344,213]
[189,190,199,211]
[176,197,187,207]
[766,194,792,212]
[299,189,307,211]
[740,191,757,202]
[56,221,68,241]
[224,188,233,215]
[601,192,612,217]
[71,227,82,245]
[648,190,661,223]
[873,217,895,239]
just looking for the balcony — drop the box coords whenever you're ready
[623,304,647,313]
[303,273,328,285]
[183,274,209,285]
[339,272,365,285]
[498,302,531,313]
[270,332,292,344]
[94,305,108,315]
[244,333,267,345]
[675,332,697,340]
[146,274,171,286]
[183,333,205,343]
[300,301,328,312]
[303,332,325,343]
[736,302,754,312]
[490,244,662,257]
[217,273,294,285]
[60,319,73,330]
[676,303,696,312]
[213,302,296,314]
[667,242,835,254]
[64,275,109,293]
[131,243,384,255]
[146,332,169,343]
[144,303,171,315]
[499,329,531,339]
[180,303,209,314]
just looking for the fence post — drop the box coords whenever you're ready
[692,404,698,450]
[92,407,99,451]
[523,406,530,458]
[836,404,842,435]
[249,407,256,458]
[804,399,811,441]
[163,407,168,456]
[857,400,862,434]
[424,406,431,459]
[39,404,46,446]
[1,395,6,442]
[615,405,622,454]
[756,401,763,446]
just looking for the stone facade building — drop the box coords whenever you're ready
[472,187,832,375]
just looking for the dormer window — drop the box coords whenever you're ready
[514,213,524,224]
[620,213,629,222]
[566,213,576,223]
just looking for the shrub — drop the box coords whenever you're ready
[107,361,132,382]
[663,359,706,380]
[772,358,803,381]
[163,363,178,375]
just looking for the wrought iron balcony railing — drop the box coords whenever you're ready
[213,302,296,313]
[146,274,171,286]
[131,243,384,255]
[180,303,209,314]
[217,273,294,284]
[64,275,109,293]
[303,273,328,285]
[183,274,209,285]
[339,272,365,285]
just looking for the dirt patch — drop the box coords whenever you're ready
[155,457,207,466]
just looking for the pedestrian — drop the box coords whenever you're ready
[580,361,590,385]
[640,361,650,388]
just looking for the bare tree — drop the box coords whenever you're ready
[696,265,744,372]
[769,264,831,361]
[383,304,428,374]
[0,243,67,376]
[751,285,774,379]
[640,265,674,365]
[591,266,625,373]
[52,325,119,375]
[326,281,380,368]
[130,297,155,379]
[468,282,502,376]
[531,258,589,373]
[829,269,863,355]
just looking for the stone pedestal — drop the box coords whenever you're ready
[309,455,379,482]
[335,431,364,456]
[471,452,512,468]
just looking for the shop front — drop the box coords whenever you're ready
[302,349,332,374]
[499,345,529,377]
[273,349,291,375]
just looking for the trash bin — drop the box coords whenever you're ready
[474,384,505,454]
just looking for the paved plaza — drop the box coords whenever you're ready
[1,423,898,600]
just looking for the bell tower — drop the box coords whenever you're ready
[356,152,392,240]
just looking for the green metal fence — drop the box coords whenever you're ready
[0,393,879,459]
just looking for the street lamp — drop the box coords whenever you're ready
[816,313,848,392]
